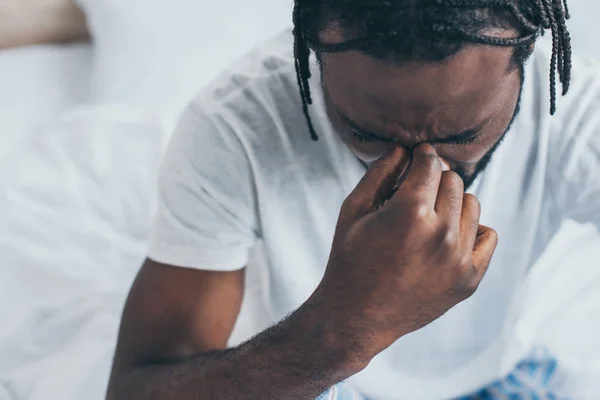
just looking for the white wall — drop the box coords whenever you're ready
[567,0,600,59]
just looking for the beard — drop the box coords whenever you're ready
[454,76,524,190]
[455,129,509,190]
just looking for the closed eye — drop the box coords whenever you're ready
[354,130,479,146]
[451,136,479,145]
[352,130,381,143]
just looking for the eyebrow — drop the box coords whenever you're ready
[334,104,483,145]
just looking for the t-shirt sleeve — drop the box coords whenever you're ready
[148,100,259,271]
[548,72,600,231]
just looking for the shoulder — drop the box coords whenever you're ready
[186,30,302,137]
[177,29,334,172]
[519,42,600,189]
[525,41,600,123]
[518,42,600,158]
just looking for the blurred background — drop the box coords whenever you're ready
[0,1,599,399]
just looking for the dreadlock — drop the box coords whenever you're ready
[293,0,572,141]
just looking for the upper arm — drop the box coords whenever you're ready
[148,99,259,271]
[111,97,258,372]
[111,258,245,372]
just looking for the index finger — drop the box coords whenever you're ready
[341,146,411,225]
[393,143,443,209]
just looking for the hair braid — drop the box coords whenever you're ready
[562,0,570,18]
[552,0,572,94]
[293,0,318,140]
[542,0,560,114]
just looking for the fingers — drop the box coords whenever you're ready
[458,193,481,252]
[456,201,494,296]
[470,224,498,282]
[395,143,443,210]
[435,171,465,232]
[344,146,411,219]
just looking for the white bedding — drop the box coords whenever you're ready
[0,107,173,400]
[0,43,91,166]
[1,1,600,399]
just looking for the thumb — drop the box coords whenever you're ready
[343,147,411,221]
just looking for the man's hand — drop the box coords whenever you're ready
[313,143,498,362]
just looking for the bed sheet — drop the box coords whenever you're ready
[0,106,174,400]
[0,43,92,165]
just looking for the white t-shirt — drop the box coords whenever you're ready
[148,30,600,399]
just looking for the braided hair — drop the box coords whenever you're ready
[293,0,572,141]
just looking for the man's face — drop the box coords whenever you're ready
[320,29,523,189]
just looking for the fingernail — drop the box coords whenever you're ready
[440,158,451,171]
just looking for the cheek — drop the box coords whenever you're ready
[345,139,394,164]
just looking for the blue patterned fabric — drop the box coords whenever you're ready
[316,382,365,400]
[316,348,566,400]
[456,348,567,400]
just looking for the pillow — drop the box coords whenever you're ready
[0,0,88,50]
[75,0,292,117]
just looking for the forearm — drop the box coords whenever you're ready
[107,298,366,400]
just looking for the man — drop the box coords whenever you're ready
[107,0,600,398]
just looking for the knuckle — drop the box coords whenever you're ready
[444,231,459,249]
[412,204,432,221]
[437,226,458,250]
[465,275,483,295]
[456,254,473,272]
[448,259,480,297]
[462,268,484,294]
[451,277,479,299]
[461,283,479,298]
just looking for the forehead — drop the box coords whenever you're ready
[320,44,519,137]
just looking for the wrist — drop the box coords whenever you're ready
[293,291,374,377]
